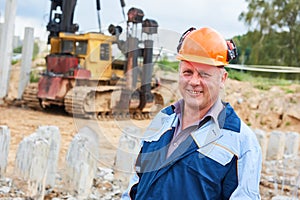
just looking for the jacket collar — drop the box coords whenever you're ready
[166,101,241,133]
[142,102,241,143]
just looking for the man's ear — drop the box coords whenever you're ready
[220,70,228,89]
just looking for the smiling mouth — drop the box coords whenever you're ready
[187,90,203,94]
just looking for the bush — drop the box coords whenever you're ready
[157,59,179,72]
[13,42,40,60]
[30,72,40,83]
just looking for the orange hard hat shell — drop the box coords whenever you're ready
[176,27,228,66]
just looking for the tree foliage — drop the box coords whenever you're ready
[13,46,22,53]
[12,42,40,59]
[238,0,300,66]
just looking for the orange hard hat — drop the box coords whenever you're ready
[176,27,237,66]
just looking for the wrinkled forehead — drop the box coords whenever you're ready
[179,60,223,72]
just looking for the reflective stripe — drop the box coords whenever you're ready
[197,143,235,166]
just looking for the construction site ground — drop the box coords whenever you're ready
[1,62,300,199]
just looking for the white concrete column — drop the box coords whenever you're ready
[266,131,286,161]
[14,126,61,199]
[36,126,61,187]
[0,23,3,50]
[0,126,10,178]
[18,27,34,99]
[0,0,17,100]
[254,129,268,163]
[114,126,141,185]
[284,132,299,157]
[0,23,3,102]
[65,126,99,199]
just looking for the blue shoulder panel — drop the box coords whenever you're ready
[161,105,175,115]
[219,103,241,133]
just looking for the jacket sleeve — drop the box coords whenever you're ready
[229,125,262,200]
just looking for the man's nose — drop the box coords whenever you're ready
[189,73,201,85]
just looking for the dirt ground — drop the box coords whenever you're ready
[0,105,151,176]
[1,65,300,199]
[1,104,299,199]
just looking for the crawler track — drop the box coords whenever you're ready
[23,84,164,120]
[22,83,43,111]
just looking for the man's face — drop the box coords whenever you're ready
[178,61,227,111]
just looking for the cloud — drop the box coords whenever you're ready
[124,0,249,38]
[14,16,48,40]
[0,0,249,43]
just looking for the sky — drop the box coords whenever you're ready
[0,0,250,53]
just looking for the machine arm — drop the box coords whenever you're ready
[46,0,127,43]
[46,0,78,43]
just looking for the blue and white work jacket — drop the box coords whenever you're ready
[122,103,262,200]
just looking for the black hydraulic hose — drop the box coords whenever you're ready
[120,0,125,7]
[96,0,101,10]
[96,0,102,32]
[120,0,126,21]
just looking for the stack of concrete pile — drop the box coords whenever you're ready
[255,129,300,199]
[1,124,299,199]
[14,126,60,199]
[0,125,125,199]
[0,167,124,199]
[0,126,10,178]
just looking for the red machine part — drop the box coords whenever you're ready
[46,54,79,74]
[37,77,69,100]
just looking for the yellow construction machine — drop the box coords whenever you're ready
[23,0,164,119]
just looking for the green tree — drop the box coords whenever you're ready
[13,46,22,53]
[13,42,40,59]
[239,0,300,66]
[33,42,40,59]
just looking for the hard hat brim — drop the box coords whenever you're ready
[176,53,228,66]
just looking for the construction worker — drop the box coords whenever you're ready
[121,27,262,200]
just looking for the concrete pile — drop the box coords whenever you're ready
[0,167,124,199]
[255,129,300,199]
[65,126,100,199]
[0,125,299,199]
[0,126,10,178]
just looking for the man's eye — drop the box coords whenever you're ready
[182,70,193,75]
[199,72,211,78]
